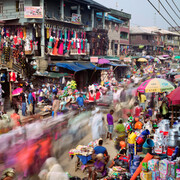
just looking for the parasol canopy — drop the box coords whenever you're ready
[137,58,147,62]
[98,58,110,64]
[175,74,180,81]
[174,56,180,60]
[12,88,23,96]
[137,78,175,93]
[162,55,170,58]
[167,87,180,105]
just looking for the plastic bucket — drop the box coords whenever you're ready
[141,129,150,136]
[128,132,137,144]
[136,137,145,145]
[143,138,154,148]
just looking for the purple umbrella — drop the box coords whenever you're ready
[98,59,110,64]
[163,55,169,58]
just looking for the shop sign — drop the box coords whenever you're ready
[24,6,43,19]
[50,66,59,72]
[71,13,81,24]
[90,57,98,63]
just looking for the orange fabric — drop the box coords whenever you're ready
[134,121,143,129]
[16,145,38,172]
[11,113,21,127]
[38,138,51,159]
[130,153,153,180]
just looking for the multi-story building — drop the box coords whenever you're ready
[95,9,131,56]
[130,26,180,55]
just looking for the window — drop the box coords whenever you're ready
[32,0,40,6]
[16,0,24,12]
[142,35,149,40]
[0,2,3,14]
[131,35,136,40]
[120,32,128,39]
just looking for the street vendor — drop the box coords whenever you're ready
[93,139,109,164]
[109,141,127,168]
[86,153,107,180]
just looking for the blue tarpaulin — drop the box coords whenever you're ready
[96,12,124,24]
[108,63,127,67]
[55,62,109,72]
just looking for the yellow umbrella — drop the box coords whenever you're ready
[137,58,148,62]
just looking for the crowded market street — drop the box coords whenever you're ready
[0,0,180,180]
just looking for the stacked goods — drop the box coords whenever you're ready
[86,28,109,56]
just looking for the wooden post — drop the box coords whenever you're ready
[171,106,174,128]
[9,81,12,102]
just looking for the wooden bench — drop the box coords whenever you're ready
[39,111,51,119]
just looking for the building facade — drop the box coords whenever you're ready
[130,26,180,56]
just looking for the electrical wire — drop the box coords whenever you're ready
[172,0,180,13]
[165,0,180,20]
[147,0,180,34]
[159,0,180,28]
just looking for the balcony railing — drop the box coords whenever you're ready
[0,8,24,19]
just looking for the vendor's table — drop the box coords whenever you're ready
[75,155,92,171]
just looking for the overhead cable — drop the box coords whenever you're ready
[159,0,180,28]
[172,0,180,13]
[147,0,180,34]
[165,0,180,20]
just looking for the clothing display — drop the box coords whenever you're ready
[9,72,16,82]
[45,25,88,56]
[86,28,109,56]
[0,73,6,83]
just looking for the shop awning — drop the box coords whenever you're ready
[55,62,109,72]
[56,62,87,72]
[108,63,128,67]
[33,72,69,78]
[75,62,109,70]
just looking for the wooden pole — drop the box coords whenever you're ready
[9,81,12,102]
[175,106,177,120]
[171,105,174,128]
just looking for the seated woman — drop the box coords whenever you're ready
[86,153,107,180]
[109,141,127,168]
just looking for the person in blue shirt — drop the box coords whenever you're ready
[76,93,84,107]
[28,90,33,115]
[93,139,109,163]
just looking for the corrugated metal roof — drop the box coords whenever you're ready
[130,26,180,36]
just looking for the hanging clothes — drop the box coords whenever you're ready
[64,30,67,40]
[0,73,6,83]
[23,27,26,38]
[58,40,64,55]
[52,39,59,55]
[9,72,16,82]
[33,41,38,51]
[67,40,71,51]
[48,37,54,49]
[46,27,50,39]
[20,29,23,39]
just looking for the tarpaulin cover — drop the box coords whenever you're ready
[56,62,109,72]
[96,12,124,24]
[108,63,127,67]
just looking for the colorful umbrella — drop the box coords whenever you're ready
[175,75,180,81]
[137,58,147,62]
[12,88,23,96]
[167,87,180,105]
[137,78,175,93]
[162,55,170,58]
[174,56,180,60]
[98,59,110,64]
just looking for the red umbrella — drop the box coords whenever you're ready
[167,87,180,105]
